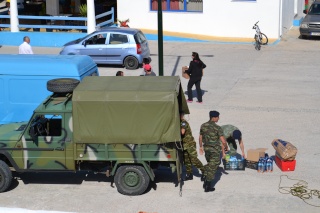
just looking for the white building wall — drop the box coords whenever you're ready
[281,0,295,36]
[117,0,304,39]
[294,0,306,16]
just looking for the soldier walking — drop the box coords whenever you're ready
[199,111,228,192]
[180,112,205,181]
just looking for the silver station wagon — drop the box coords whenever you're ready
[60,27,150,69]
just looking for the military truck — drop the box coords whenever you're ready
[0,76,189,195]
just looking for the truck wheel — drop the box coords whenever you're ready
[0,160,12,193]
[114,165,150,195]
[47,78,80,93]
[124,56,139,70]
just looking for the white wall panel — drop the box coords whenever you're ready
[117,0,303,39]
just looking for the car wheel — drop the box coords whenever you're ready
[0,160,12,193]
[124,56,139,70]
[114,165,150,196]
[47,78,80,93]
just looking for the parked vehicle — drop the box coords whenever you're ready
[300,0,320,39]
[60,27,150,70]
[0,54,98,124]
[0,76,189,195]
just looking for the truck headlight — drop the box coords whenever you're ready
[300,23,308,28]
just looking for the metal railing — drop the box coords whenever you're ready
[0,7,114,32]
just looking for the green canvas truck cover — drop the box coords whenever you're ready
[72,76,189,144]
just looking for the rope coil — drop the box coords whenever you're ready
[278,175,320,207]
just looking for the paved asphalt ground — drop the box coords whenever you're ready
[0,27,320,213]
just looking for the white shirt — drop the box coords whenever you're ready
[19,42,33,54]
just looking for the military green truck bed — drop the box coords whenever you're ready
[72,76,189,144]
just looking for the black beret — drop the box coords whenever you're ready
[209,111,220,118]
[233,130,242,140]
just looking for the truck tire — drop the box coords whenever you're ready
[0,160,12,193]
[47,78,80,93]
[114,165,150,196]
[124,56,139,70]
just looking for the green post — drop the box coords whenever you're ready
[157,0,164,76]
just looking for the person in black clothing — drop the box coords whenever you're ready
[185,52,206,103]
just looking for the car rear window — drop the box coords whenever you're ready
[109,33,128,44]
[134,31,147,44]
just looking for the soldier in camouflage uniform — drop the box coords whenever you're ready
[199,111,228,192]
[180,112,205,181]
[221,124,245,158]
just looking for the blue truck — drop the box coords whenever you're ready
[0,54,99,124]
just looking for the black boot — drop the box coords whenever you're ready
[204,181,215,192]
[184,173,193,181]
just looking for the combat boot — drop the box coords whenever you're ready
[184,173,193,181]
[204,181,215,192]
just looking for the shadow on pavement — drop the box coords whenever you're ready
[212,166,228,188]
[184,90,208,98]
[144,166,178,194]
[12,171,112,186]
[298,35,320,40]
[97,64,125,69]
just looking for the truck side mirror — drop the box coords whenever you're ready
[303,9,307,14]
[83,40,87,47]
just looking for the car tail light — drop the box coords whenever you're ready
[136,44,142,54]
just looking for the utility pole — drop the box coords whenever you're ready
[157,0,164,76]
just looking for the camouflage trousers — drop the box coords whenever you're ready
[203,145,221,182]
[184,143,204,175]
[227,138,237,156]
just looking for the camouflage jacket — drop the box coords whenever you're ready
[200,120,223,147]
[221,124,239,139]
[181,119,195,149]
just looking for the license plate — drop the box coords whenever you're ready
[311,32,320,36]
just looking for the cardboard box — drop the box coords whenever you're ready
[182,66,190,79]
[275,156,296,171]
[271,139,297,161]
[246,148,267,162]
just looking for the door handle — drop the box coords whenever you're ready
[55,147,64,151]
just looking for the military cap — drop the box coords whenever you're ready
[233,130,242,140]
[209,110,220,118]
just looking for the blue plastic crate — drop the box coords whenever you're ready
[223,158,245,170]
